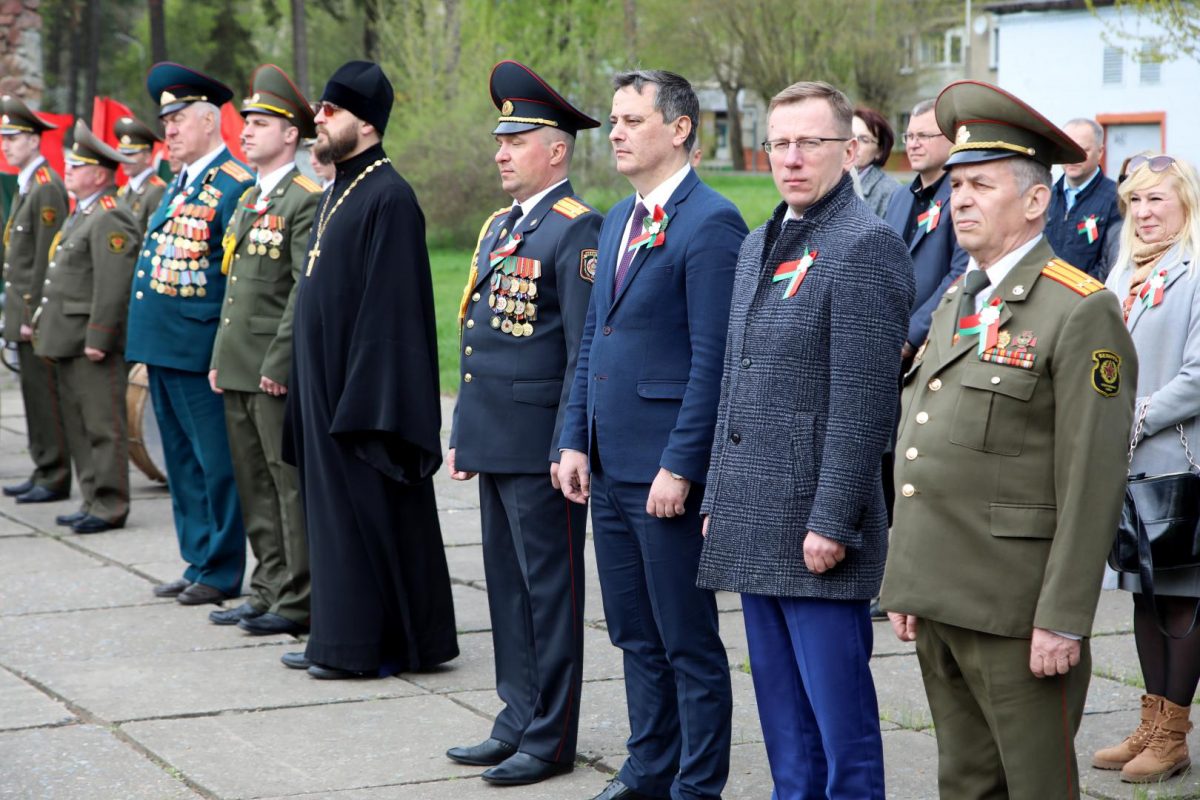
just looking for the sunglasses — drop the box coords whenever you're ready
[315,101,343,118]
[1127,155,1175,174]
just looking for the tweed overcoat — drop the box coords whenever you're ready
[697,174,915,600]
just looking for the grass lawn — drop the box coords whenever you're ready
[432,170,780,395]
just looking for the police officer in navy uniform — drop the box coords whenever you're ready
[445,60,601,786]
[126,63,255,606]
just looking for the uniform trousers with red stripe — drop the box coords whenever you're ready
[916,618,1090,800]
[479,471,587,764]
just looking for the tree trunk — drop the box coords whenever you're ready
[291,0,309,95]
[723,85,744,171]
[624,0,637,58]
[66,0,81,120]
[84,0,101,121]
[363,0,381,62]
[148,0,167,63]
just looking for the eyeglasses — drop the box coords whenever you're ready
[761,137,849,155]
[1127,155,1176,174]
[902,132,944,144]
[855,135,878,146]
[315,101,343,117]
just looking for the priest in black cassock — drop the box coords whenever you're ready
[281,61,458,679]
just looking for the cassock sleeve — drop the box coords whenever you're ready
[328,187,444,484]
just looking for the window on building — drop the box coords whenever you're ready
[1103,46,1124,84]
[989,25,999,70]
[899,34,914,74]
[917,27,965,67]
[1139,45,1163,85]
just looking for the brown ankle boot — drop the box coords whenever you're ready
[1094,694,1162,769]
[1121,697,1193,783]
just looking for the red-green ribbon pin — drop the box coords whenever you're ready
[772,248,818,299]
[627,205,670,252]
[957,297,1005,355]
[1140,268,1168,309]
[1077,214,1099,244]
[917,200,942,234]
[489,233,522,268]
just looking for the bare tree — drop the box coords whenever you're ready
[292,0,308,94]
[148,0,167,63]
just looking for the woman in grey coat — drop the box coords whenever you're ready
[851,107,900,217]
[1095,154,1200,783]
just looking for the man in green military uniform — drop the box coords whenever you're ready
[0,95,73,504]
[114,115,167,235]
[34,122,140,533]
[880,81,1138,798]
[207,64,320,635]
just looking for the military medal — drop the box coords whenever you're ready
[489,234,522,267]
[627,205,670,252]
[772,248,818,299]
[1076,214,1099,244]
[1140,268,1168,308]
[957,297,1006,355]
[917,199,942,234]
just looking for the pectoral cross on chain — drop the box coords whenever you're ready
[306,244,320,276]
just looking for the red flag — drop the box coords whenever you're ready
[220,103,247,164]
[91,97,135,186]
[0,111,73,177]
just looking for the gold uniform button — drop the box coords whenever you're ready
[232,276,238,283]
[901,483,916,497]
[466,319,475,329]
[915,411,929,424]
[136,291,144,299]
[471,292,481,302]
[464,373,473,383]
[464,346,473,356]
[905,447,918,461]
[227,297,234,304]
[137,270,145,278]
[990,376,1001,385]
[223,318,231,326]
[929,378,943,392]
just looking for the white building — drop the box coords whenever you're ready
[990,0,1199,177]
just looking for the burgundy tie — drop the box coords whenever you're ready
[614,202,649,292]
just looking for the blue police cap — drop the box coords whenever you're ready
[489,60,600,137]
[146,62,234,118]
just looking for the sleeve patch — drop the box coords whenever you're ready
[579,248,598,283]
[292,174,323,194]
[1091,350,1121,397]
[553,197,592,219]
[107,231,129,253]
[220,161,254,182]
[40,207,57,226]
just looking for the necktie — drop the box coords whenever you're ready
[957,269,992,327]
[614,202,649,292]
[498,204,524,242]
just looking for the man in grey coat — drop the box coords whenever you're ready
[697,81,914,799]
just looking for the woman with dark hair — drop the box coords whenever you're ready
[852,106,899,217]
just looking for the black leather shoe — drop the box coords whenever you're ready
[176,583,229,605]
[238,612,308,636]
[307,663,371,680]
[590,779,655,800]
[446,738,518,767]
[71,515,122,534]
[209,602,263,625]
[481,752,572,785]
[3,479,33,497]
[153,578,191,598]
[281,651,311,670]
[15,485,67,503]
[55,510,87,526]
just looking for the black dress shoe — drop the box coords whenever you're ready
[238,612,308,636]
[176,583,229,606]
[481,752,572,785]
[446,737,518,767]
[307,663,371,680]
[3,479,33,497]
[15,485,68,504]
[590,779,655,800]
[209,602,263,625]
[71,515,123,534]
[281,651,312,670]
[153,578,191,598]
[55,510,87,526]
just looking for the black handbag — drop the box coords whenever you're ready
[1109,404,1200,637]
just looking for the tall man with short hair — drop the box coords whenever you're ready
[207,64,320,637]
[881,81,1137,798]
[1047,117,1121,279]
[281,61,458,680]
[0,95,72,504]
[558,69,748,800]
[127,64,255,606]
[114,114,168,235]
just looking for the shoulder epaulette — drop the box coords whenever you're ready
[552,197,592,220]
[98,195,118,211]
[220,161,254,183]
[1041,257,1104,297]
[34,166,51,185]
[292,174,323,194]
[149,175,167,188]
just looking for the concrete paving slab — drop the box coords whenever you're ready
[0,602,294,667]
[438,507,482,547]
[123,695,491,799]
[66,526,187,566]
[1092,589,1134,636]
[1090,633,1145,691]
[1084,674,1146,715]
[22,644,424,722]
[444,544,486,586]
[0,724,200,799]
[452,584,491,634]
[0,668,74,730]
[0,565,159,616]
[881,729,940,799]
[1077,711,1200,798]
[0,535,105,575]
[872,653,935,731]
[255,766,618,799]
[0,512,35,537]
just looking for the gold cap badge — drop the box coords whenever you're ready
[956,126,971,145]
[501,99,514,116]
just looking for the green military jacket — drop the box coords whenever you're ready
[2,161,67,342]
[210,167,322,392]
[117,172,168,236]
[33,189,139,359]
[880,238,1137,639]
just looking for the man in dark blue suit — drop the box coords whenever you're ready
[558,70,748,800]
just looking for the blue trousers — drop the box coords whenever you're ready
[148,365,245,596]
[590,469,731,800]
[742,594,885,800]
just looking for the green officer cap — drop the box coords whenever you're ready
[935,80,1086,168]
[0,94,55,136]
[66,120,134,170]
[241,64,317,139]
[113,115,162,154]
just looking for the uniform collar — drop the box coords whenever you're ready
[514,177,568,218]
[75,190,104,212]
[256,162,294,197]
[182,143,228,185]
[16,155,46,194]
[128,167,156,191]
[964,233,1043,309]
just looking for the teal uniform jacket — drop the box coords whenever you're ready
[126,149,255,371]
